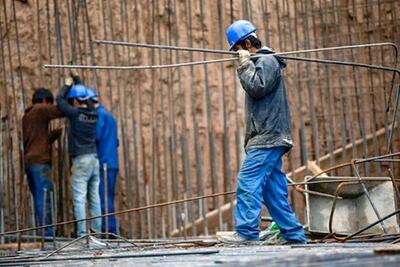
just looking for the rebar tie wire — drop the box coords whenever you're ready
[43,42,400,74]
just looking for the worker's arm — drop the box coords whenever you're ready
[56,78,78,118]
[34,104,65,121]
[237,54,281,100]
[49,128,62,144]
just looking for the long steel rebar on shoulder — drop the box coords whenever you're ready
[44,42,400,73]
[93,40,398,59]
[44,56,400,73]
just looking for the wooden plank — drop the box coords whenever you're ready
[374,245,400,255]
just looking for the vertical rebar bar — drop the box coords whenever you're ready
[292,1,308,169]
[41,189,47,250]
[317,0,336,169]
[99,0,113,112]
[132,0,143,238]
[149,0,157,239]
[11,0,25,110]
[54,0,66,80]
[301,0,320,164]
[50,192,56,249]
[0,108,3,244]
[376,0,390,158]
[45,0,53,89]
[363,0,381,175]
[326,0,349,175]
[231,1,241,179]
[2,0,20,244]
[0,8,8,242]
[155,0,171,238]
[348,0,369,176]
[166,0,181,235]
[171,0,195,236]
[185,0,202,237]
[35,0,44,82]
[199,0,219,231]
[309,0,328,160]
[282,0,298,213]
[217,0,234,227]
[119,0,134,238]
[82,0,99,91]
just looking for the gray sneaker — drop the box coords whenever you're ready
[89,236,108,249]
[259,228,280,241]
[265,232,306,245]
[221,232,259,245]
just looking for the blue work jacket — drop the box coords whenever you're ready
[96,104,119,169]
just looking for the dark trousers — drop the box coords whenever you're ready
[99,167,118,234]
[25,163,53,236]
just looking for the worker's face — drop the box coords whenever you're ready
[72,99,80,107]
[233,39,257,53]
[37,99,52,105]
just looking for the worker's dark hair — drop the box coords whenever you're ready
[32,88,54,104]
[238,35,262,50]
[68,98,89,106]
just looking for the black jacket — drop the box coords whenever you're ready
[56,83,98,158]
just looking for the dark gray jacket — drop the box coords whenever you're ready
[56,84,98,158]
[237,47,293,152]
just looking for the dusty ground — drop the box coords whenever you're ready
[2,241,400,266]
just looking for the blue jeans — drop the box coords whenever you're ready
[25,163,53,236]
[71,153,102,236]
[235,147,305,242]
[99,167,118,234]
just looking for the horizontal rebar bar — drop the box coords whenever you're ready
[44,57,235,70]
[94,39,236,55]
[44,55,400,73]
[308,152,400,181]
[0,249,220,265]
[94,40,398,58]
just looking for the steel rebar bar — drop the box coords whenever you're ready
[93,40,398,58]
[43,54,400,74]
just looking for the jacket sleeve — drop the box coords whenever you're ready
[237,55,281,100]
[49,128,62,144]
[96,111,104,142]
[35,104,65,120]
[56,84,77,117]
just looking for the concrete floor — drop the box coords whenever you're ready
[2,241,400,266]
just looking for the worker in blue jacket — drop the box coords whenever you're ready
[87,88,119,235]
[221,20,306,245]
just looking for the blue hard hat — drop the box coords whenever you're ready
[226,20,256,51]
[86,87,99,102]
[68,84,89,100]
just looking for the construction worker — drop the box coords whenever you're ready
[23,88,64,236]
[87,88,119,235]
[222,20,306,245]
[56,74,102,239]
